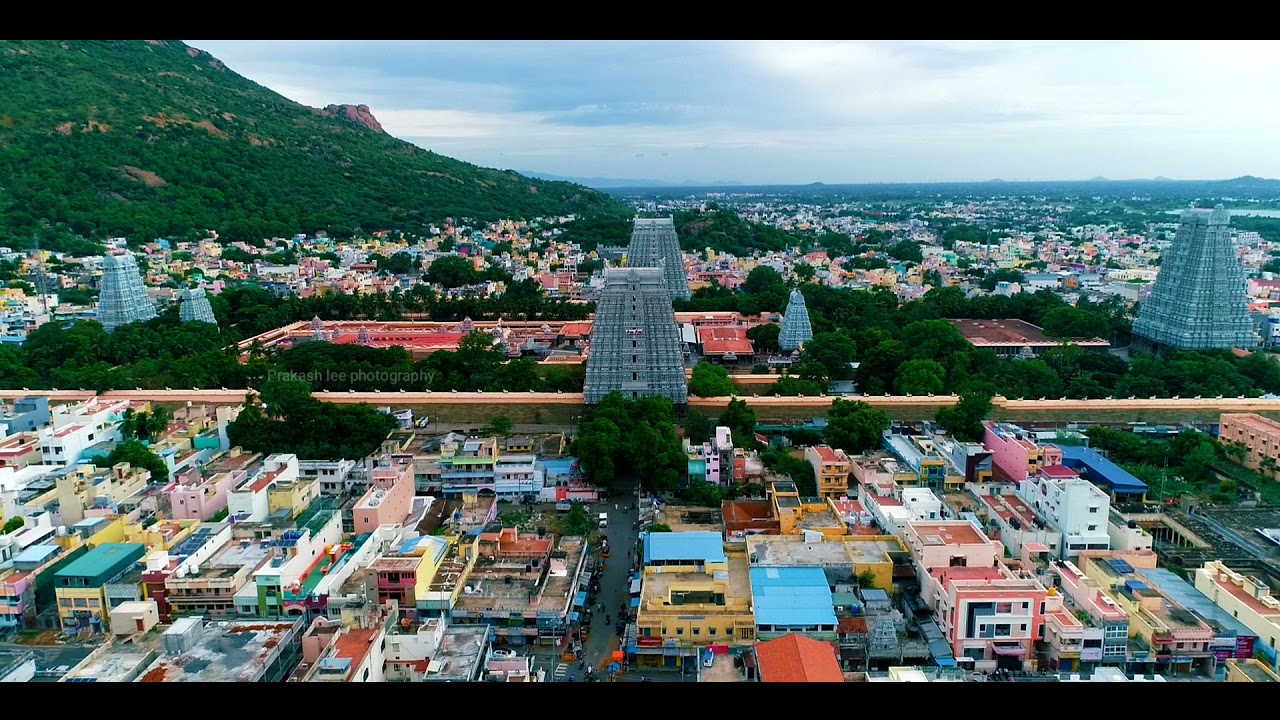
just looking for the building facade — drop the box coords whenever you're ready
[97,252,157,332]
[626,217,690,301]
[778,289,814,351]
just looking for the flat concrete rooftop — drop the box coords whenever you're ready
[641,552,752,611]
[137,620,301,682]
[746,536,903,567]
[454,536,583,614]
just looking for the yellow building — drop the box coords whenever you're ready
[77,516,199,552]
[769,480,848,537]
[634,548,754,668]
[56,463,150,526]
[1226,659,1280,682]
[1193,561,1280,661]
[268,476,320,519]
[54,543,147,633]
[744,534,909,590]
[805,446,852,499]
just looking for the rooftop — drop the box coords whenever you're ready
[643,530,727,565]
[1140,568,1257,639]
[1058,445,1147,493]
[55,543,146,581]
[454,536,584,614]
[908,521,989,546]
[1221,413,1280,434]
[750,566,838,627]
[62,647,158,682]
[755,633,844,683]
[641,552,752,612]
[138,620,302,682]
[746,535,904,568]
[949,318,1110,346]
[426,624,490,681]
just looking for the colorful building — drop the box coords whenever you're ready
[54,542,146,633]
[750,566,838,642]
[1194,561,1280,670]
[805,445,851,499]
[1218,413,1280,472]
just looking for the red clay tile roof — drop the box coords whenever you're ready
[755,633,844,683]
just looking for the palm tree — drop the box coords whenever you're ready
[1261,455,1277,481]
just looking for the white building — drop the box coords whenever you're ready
[50,398,130,433]
[0,465,48,519]
[227,453,299,522]
[299,459,359,497]
[39,424,101,468]
[859,485,949,537]
[1017,464,1111,558]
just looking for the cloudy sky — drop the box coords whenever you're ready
[188,40,1280,185]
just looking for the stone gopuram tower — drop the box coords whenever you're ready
[626,217,690,301]
[97,252,157,332]
[779,288,814,351]
[1132,205,1258,351]
[583,266,688,406]
[178,287,218,326]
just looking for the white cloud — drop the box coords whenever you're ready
[186,39,1280,184]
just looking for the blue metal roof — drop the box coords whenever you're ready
[399,535,450,565]
[1141,568,1259,639]
[1058,445,1147,493]
[643,531,727,565]
[749,567,837,627]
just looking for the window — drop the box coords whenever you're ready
[1087,525,1098,532]
[661,627,668,635]
[632,373,638,381]
[632,340,638,348]
[1088,506,1099,513]
[709,627,717,636]
[996,602,1012,613]
[692,628,700,636]
[1020,624,1027,633]
[676,627,684,636]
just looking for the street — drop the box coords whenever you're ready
[577,483,639,677]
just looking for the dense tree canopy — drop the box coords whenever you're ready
[570,394,686,490]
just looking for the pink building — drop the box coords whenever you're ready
[166,451,258,521]
[1218,413,1280,471]
[930,564,1047,668]
[982,421,1062,482]
[353,464,415,533]
[904,521,1002,582]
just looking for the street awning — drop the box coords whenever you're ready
[631,597,641,609]
[630,579,642,595]
[574,591,588,608]
[992,644,1026,657]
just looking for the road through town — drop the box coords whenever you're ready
[578,484,639,678]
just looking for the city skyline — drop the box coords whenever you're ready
[188,40,1280,186]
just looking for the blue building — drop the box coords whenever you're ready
[1058,445,1147,504]
[643,531,727,570]
[749,566,837,641]
[0,396,50,436]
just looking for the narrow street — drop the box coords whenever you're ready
[578,484,639,676]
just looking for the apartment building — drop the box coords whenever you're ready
[0,397,50,436]
[167,449,260,521]
[40,424,103,469]
[745,533,911,595]
[353,463,414,534]
[982,421,1062,482]
[295,614,389,683]
[932,433,994,484]
[688,426,734,486]
[54,542,147,633]
[977,488,1063,558]
[0,433,43,470]
[1054,559,1130,667]
[1218,413,1280,471]
[227,453,297,523]
[904,521,1003,592]
[298,458,360,497]
[163,533,272,618]
[929,563,1047,670]
[1194,561,1280,670]
[750,566,838,642]
[1018,464,1112,558]
[767,480,848,537]
[267,473,320,520]
[55,463,150,526]
[634,532,755,669]
[882,432,954,491]
[805,445,851,498]
[850,453,917,490]
[1081,553,1215,674]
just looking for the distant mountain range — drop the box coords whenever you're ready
[519,171,745,189]
[523,172,1280,193]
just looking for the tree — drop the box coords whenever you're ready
[856,569,878,589]
[686,481,724,507]
[793,263,816,282]
[683,409,715,444]
[424,255,481,288]
[647,523,673,533]
[563,503,594,536]
[94,440,168,481]
[1,516,23,534]
[482,415,514,437]
[746,323,781,354]
[689,362,736,397]
[935,391,993,442]
[894,358,947,396]
[822,399,889,454]
[718,398,759,450]
[802,332,858,380]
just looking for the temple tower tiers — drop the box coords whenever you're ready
[1132,205,1257,351]
[626,217,690,301]
[98,252,157,332]
[583,266,688,406]
[779,288,815,351]
[178,286,218,326]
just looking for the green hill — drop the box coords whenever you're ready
[0,40,626,252]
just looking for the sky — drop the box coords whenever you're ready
[187,40,1280,186]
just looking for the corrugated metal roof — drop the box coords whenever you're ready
[749,567,837,627]
[643,531,726,564]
